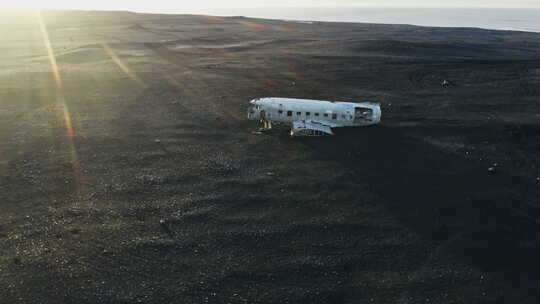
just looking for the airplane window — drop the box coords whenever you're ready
[323,113,328,117]
[296,112,301,116]
[306,112,311,116]
[332,114,337,120]
[315,113,319,116]
[278,110,283,114]
[287,111,292,116]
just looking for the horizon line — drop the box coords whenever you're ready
[2,5,540,13]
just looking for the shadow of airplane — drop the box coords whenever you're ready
[299,124,540,300]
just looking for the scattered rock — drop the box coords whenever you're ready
[442,79,450,87]
[160,219,174,237]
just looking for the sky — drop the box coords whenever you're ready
[1,0,540,12]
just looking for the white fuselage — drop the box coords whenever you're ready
[247,97,381,128]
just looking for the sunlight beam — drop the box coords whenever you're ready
[37,11,62,90]
[37,10,83,196]
[102,43,147,88]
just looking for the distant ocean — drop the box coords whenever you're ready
[208,7,540,33]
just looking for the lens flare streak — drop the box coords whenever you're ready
[102,43,147,88]
[37,11,62,90]
[37,11,83,195]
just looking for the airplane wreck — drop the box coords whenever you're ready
[247,97,381,136]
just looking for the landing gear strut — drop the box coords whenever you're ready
[251,120,273,135]
[261,120,272,131]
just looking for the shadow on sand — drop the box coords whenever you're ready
[301,125,540,298]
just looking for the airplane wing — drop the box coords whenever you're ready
[291,120,334,136]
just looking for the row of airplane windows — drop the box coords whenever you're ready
[277,110,353,120]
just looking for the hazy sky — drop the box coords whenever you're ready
[1,0,539,11]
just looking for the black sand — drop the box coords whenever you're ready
[1,10,540,303]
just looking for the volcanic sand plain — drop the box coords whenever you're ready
[1,10,540,303]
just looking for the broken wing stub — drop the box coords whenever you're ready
[290,121,334,137]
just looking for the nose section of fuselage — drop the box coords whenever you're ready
[247,99,261,120]
[247,107,260,120]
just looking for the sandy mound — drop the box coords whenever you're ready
[128,23,146,30]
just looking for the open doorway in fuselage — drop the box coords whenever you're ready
[354,107,373,124]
